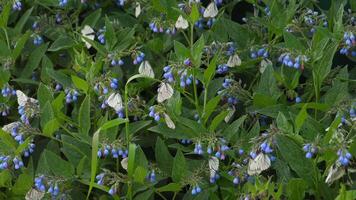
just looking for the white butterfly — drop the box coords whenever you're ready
[247,153,271,175]
[325,163,345,184]
[157,82,174,103]
[164,113,175,129]
[81,25,95,49]
[227,54,241,67]
[16,90,38,107]
[25,188,45,200]
[135,2,141,18]
[121,157,128,171]
[175,15,189,30]
[2,122,21,133]
[107,93,123,112]
[224,106,235,123]
[203,2,218,18]
[138,61,155,78]
[209,156,219,178]
[260,59,272,74]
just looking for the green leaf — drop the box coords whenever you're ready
[12,31,31,60]
[79,95,91,136]
[295,104,308,134]
[174,41,190,59]
[203,53,218,85]
[128,143,137,178]
[155,137,173,175]
[42,150,75,177]
[203,95,221,123]
[101,118,128,131]
[0,129,17,150]
[172,150,187,182]
[209,111,228,132]
[14,7,33,33]
[0,170,11,187]
[133,166,147,184]
[43,119,60,137]
[192,36,205,66]
[223,115,247,141]
[189,3,200,23]
[37,83,53,108]
[276,112,293,133]
[82,9,102,27]
[21,43,48,78]
[277,135,316,184]
[256,64,280,100]
[286,178,307,200]
[87,129,100,199]
[283,31,305,51]
[46,68,72,88]
[72,75,89,93]
[48,36,75,51]
[0,4,11,28]
[11,172,33,196]
[105,17,117,50]
[156,183,182,192]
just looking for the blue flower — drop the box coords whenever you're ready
[12,1,22,11]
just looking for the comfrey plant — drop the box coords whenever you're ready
[0,0,356,199]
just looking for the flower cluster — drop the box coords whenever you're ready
[12,1,22,11]
[34,175,60,197]
[180,73,193,88]
[18,103,38,125]
[194,142,203,155]
[148,106,161,121]
[111,58,124,67]
[65,88,79,104]
[191,185,202,195]
[116,0,126,7]
[337,149,352,166]
[0,103,10,116]
[132,52,145,65]
[216,64,229,74]
[146,170,156,183]
[278,53,308,69]
[180,139,192,144]
[0,155,24,170]
[163,66,174,83]
[250,47,268,59]
[23,142,35,157]
[97,28,106,44]
[97,145,128,159]
[1,85,16,97]
[303,143,317,159]
[260,141,273,154]
[149,21,177,35]
[59,0,68,7]
[33,35,43,46]
[340,32,355,56]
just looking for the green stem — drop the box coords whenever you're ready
[189,23,200,115]
[124,85,132,200]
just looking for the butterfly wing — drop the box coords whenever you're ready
[139,61,155,78]
[175,15,189,29]
[209,156,219,178]
[16,90,29,107]
[247,153,271,175]
[2,122,21,133]
[157,83,174,103]
[81,25,95,48]
[107,93,123,112]
[25,188,45,200]
[203,2,218,18]
[164,113,175,129]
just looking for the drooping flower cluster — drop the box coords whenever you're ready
[33,35,43,46]
[191,185,202,195]
[97,144,128,159]
[303,143,318,159]
[149,106,161,121]
[278,53,308,69]
[146,170,156,183]
[1,85,16,97]
[149,20,177,35]
[250,47,268,59]
[337,149,352,166]
[0,155,24,170]
[12,0,22,11]
[65,88,80,104]
[59,0,68,7]
[97,27,106,44]
[34,175,61,198]
[132,52,145,65]
[340,32,355,56]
